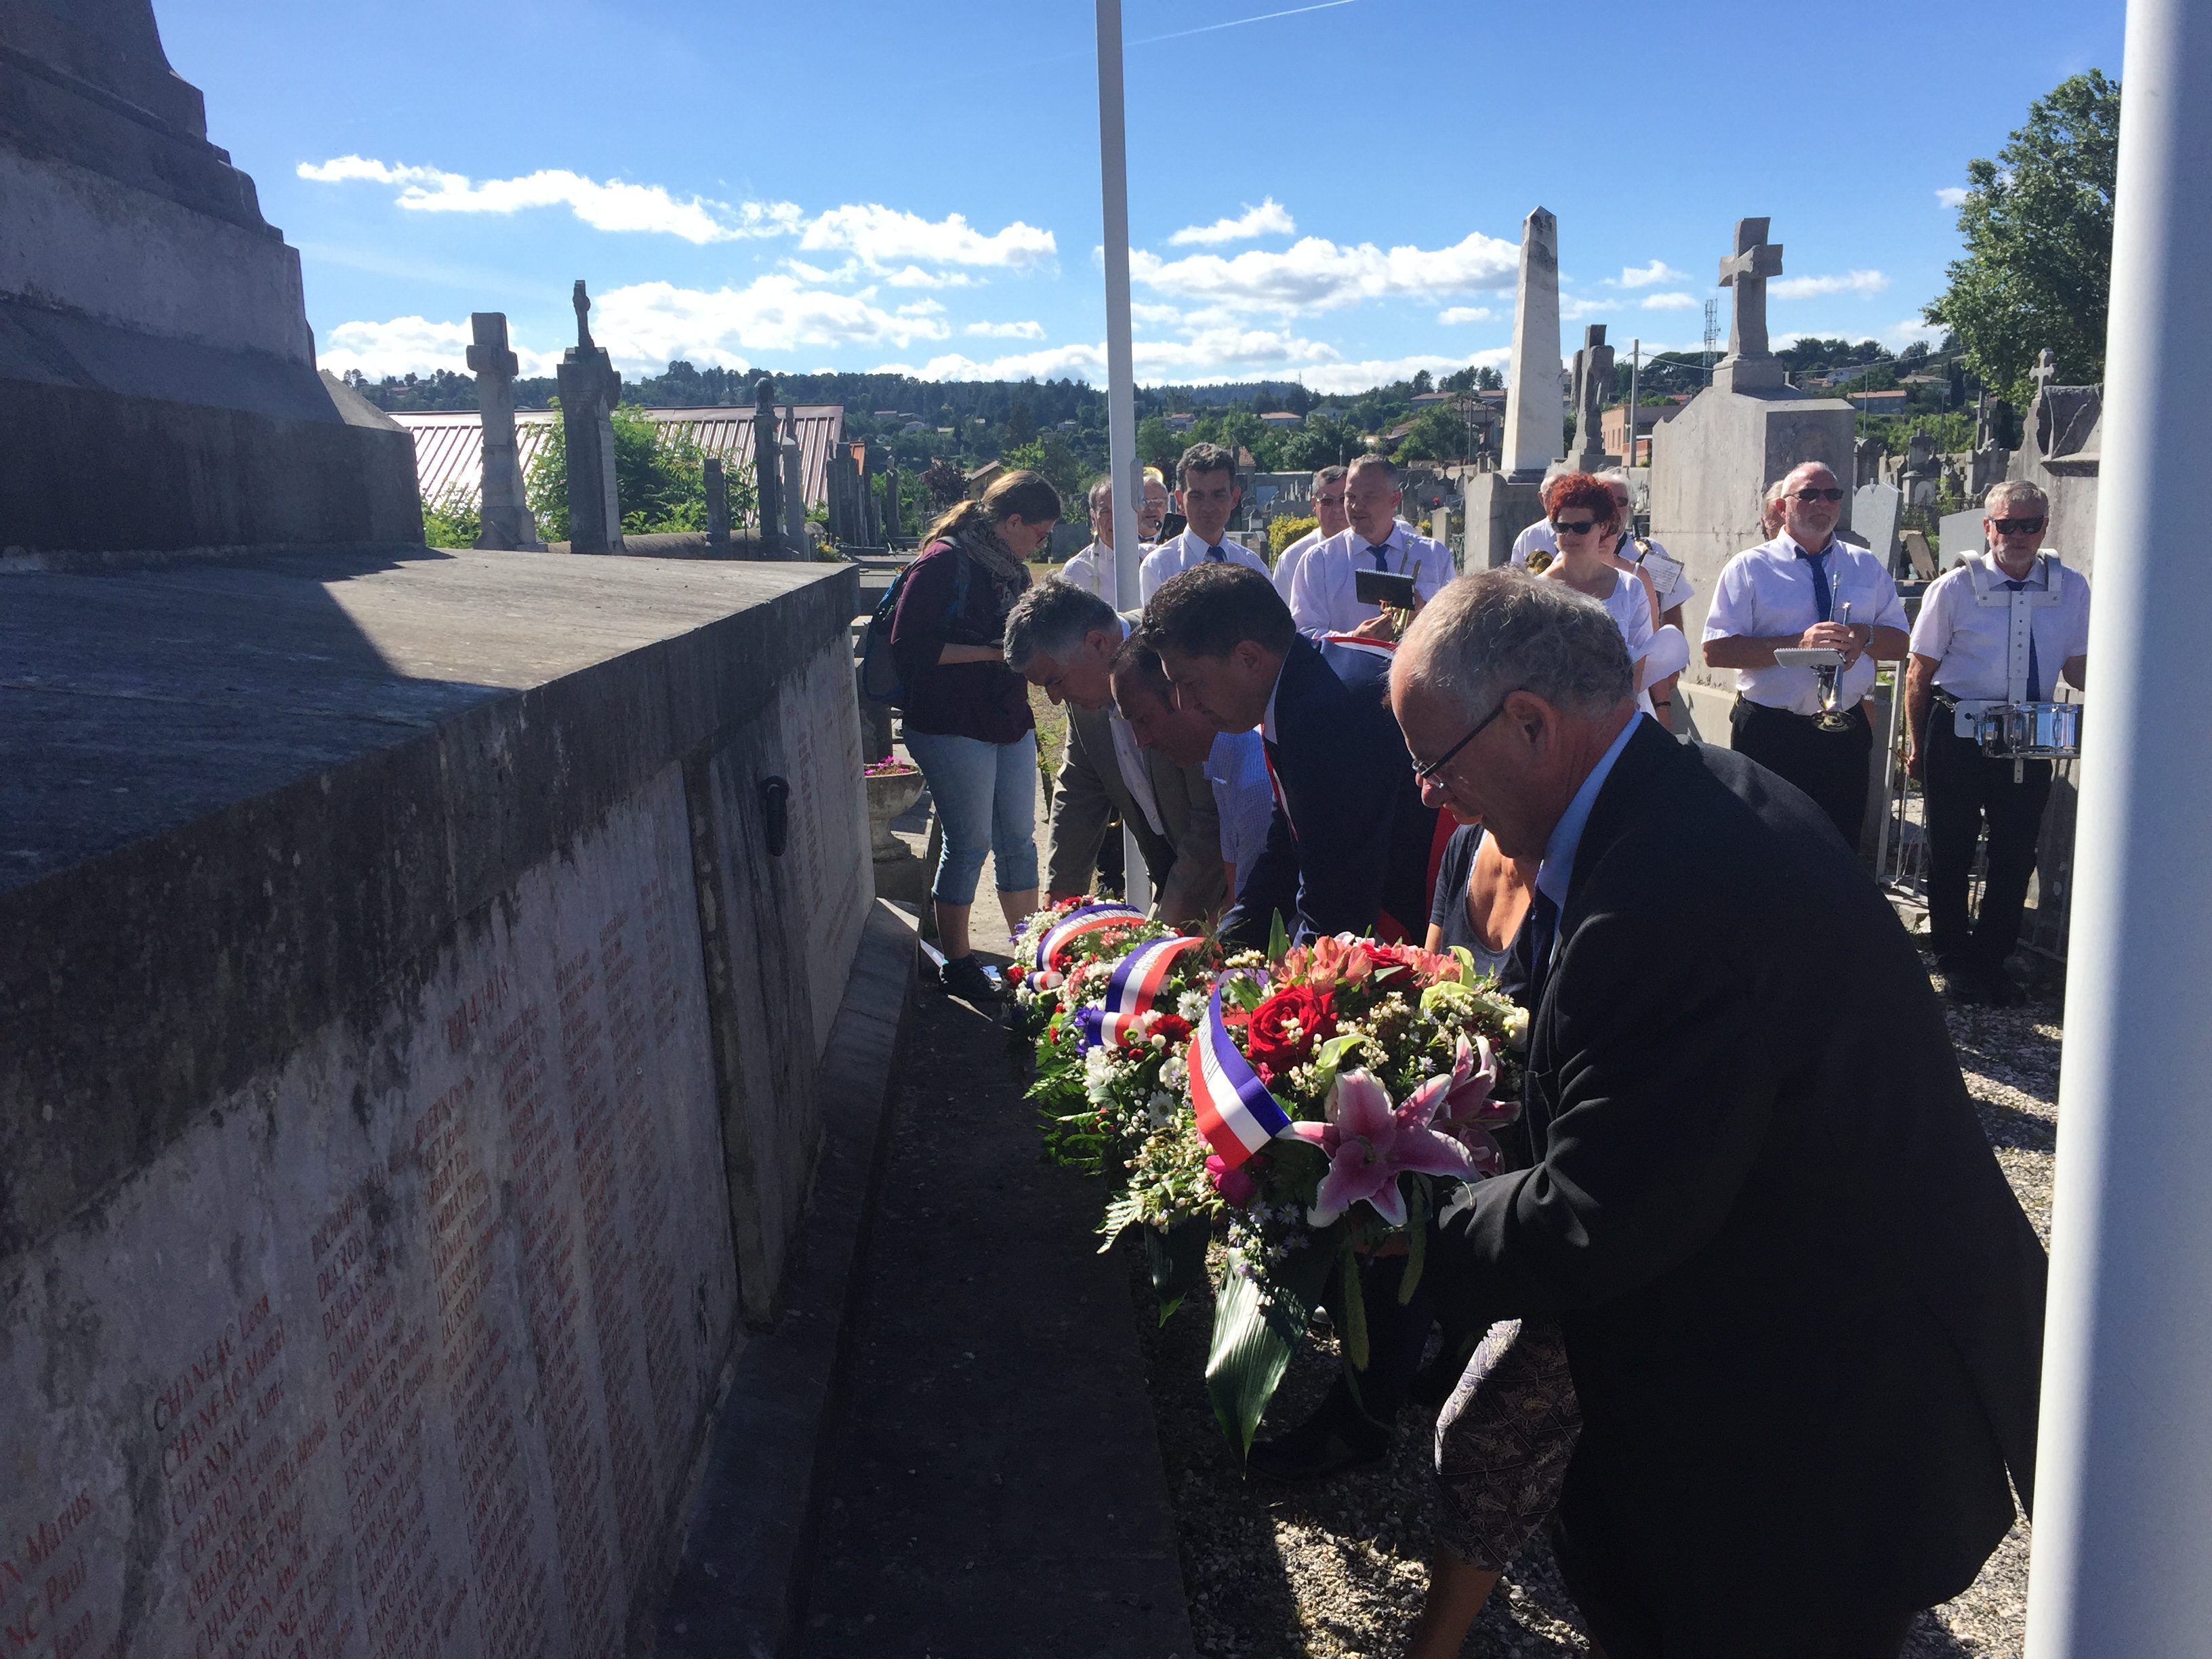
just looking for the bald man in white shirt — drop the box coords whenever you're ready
[1061,477,1129,602]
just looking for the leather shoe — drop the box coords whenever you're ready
[1246,1410,1387,1483]
[1944,968,1991,1006]
[939,954,1000,1004]
[1985,972,2027,1008]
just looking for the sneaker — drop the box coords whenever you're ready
[939,953,999,1004]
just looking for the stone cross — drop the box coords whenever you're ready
[554,281,624,554]
[703,457,729,548]
[466,312,544,550]
[751,377,785,558]
[1717,218,1784,362]
[1567,324,1618,468]
[2032,348,2059,401]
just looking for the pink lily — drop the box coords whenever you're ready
[1288,1069,1475,1228]
[1404,1034,1518,1175]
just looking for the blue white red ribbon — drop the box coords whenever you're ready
[1188,977,1292,1170]
[1033,901,1145,973]
[1079,934,1202,1049]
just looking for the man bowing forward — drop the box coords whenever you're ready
[1391,571,2044,1657]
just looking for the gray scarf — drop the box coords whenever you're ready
[951,520,1032,596]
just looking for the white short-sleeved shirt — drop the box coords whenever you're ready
[1287,520,1452,633]
[1908,552,2091,703]
[1703,534,1910,714]
[1059,539,1124,603]
[1509,518,1556,569]
[1202,729,1275,897]
[1138,529,1272,601]
[1271,526,1327,603]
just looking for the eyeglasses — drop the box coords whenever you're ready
[1550,518,1597,536]
[1992,516,2046,535]
[1411,691,1521,782]
[1790,487,1846,504]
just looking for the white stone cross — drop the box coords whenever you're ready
[1717,218,1784,361]
[2032,347,2059,400]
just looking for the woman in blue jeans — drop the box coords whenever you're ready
[890,470,1060,1001]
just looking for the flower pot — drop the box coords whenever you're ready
[865,766,926,857]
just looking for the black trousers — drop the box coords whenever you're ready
[1923,717,2053,975]
[1731,698,1872,848]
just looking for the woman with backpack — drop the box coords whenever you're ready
[890,469,1061,1001]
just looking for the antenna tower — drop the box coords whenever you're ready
[1702,298,1721,374]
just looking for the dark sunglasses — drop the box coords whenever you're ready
[1550,518,1598,536]
[1993,516,2046,535]
[1412,690,1522,782]
[1791,487,1846,504]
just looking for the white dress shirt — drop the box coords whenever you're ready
[1139,528,1271,601]
[1271,525,1327,603]
[1103,616,1165,833]
[1059,539,1124,602]
[1908,552,2091,704]
[1702,533,1909,715]
[1509,518,1557,569]
[1287,520,1452,633]
[1202,729,1275,897]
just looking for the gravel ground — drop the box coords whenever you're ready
[1134,962,2064,1658]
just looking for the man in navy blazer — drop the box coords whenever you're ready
[1139,562,1442,950]
[1391,571,2044,1656]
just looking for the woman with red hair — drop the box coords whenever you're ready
[1533,472,1663,705]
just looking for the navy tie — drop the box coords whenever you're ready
[1799,548,1833,623]
[2004,579,2044,700]
[1204,543,1225,562]
[1369,544,1391,571]
[1525,887,1561,1014]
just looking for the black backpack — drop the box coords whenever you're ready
[859,544,971,709]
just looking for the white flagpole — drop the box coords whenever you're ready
[2026,0,2212,1647]
[1094,0,1149,912]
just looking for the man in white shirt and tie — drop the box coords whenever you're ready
[1138,443,1272,600]
[1702,461,1910,846]
[1060,478,1128,602]
[1271,464,1350,602]
[1287,455,1451,634]
[1904,479,2090,1005]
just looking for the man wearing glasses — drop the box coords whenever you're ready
[1903,480,2090,1005]
[1703,462,1909,846]
[1271,464,1350,603]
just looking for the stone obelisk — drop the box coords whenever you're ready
[1500,207,1563,484]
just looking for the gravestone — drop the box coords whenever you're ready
[705,457,730,548]
[1647,214,1856,693]
[779,411,808,554]
[1856,435,1885,487]
[556,282,624,554]
[1852,482,1903,573]
[1939,506,1985,571]
[0,0,419,554]
[751,377,784,559]
[1566,324,1620,472]
[469,312,546,550]
[2009,346,2102,579]
[1466,206,1559,567]
[1901,431,1938,510]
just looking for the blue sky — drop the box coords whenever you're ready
[155,0,2124,392]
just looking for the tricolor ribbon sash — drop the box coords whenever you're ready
[1188,977,1293,1170]
[1033,901,1145,973]
[1080,934,1202,1049]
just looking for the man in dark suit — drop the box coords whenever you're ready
[1139,562,1443,949]
[1391,570,2045,1656]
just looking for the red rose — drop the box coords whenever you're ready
[1245,985,1336,1073]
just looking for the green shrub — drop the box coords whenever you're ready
[525,404,758,539]
[1268,514,1317,558]
[421,485,480,548]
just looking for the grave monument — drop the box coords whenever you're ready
[469,312,546,551]
[752,377,785,558]
[1647,215,1856,691]
[557,281,626,554]
[2009,346,2102,578]
[1565,323,1620,472]
[705,457,731,548]
[0,0,420,554]
[779,409,809,553]
[1466,206,1561,567]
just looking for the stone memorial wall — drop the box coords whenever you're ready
[2,552,877,1658]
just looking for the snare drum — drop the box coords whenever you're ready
[1973,701,2082,760]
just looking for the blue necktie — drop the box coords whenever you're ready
[1204,543,1225,562]
[1799,548,1833,623]
[1369,543,1391,571]
[1525,887,1561,1013]
[2004,578,2044,701]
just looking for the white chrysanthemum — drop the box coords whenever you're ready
[1178,990,1206,1021]
[1160,1052,1187,1088]
[1147,1091,1178,1128]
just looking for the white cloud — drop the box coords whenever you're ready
[1437,306,1494,325]
[1641,292,1700,311]
[799,203,1054,272]
[1168,198,1297,247]
[1559,295,1615,321]
[1131,302,1188,325]
[964,319,1046,340]
[1936,186,1969,208]
[1771,269,1891,300]
[884,264,978,289]
[1615,260,1688,289]
[876,327,1511,392]
[1299,351,1509,394]
[1881,319,1947,350]
[317,315,563,380]
[1130,228,1519,314]
[298,155,801,245]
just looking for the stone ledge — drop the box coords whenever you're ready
[653,897,920,1658]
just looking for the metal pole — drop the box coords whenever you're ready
[2026,0,2212,1647]
[1094,0,1150,911]
[1627,338,1641,468]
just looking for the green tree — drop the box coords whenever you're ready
[525,405,754,539]
[1004,395,1038,447]
[1393,405,1473,464]
[1000,431,1086,510]
[1925,70,2120,403]
[420,485,480,548]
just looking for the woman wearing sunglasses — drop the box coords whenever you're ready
[1531,472,1663,714]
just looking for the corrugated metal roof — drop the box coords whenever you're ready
[390,405,847,522]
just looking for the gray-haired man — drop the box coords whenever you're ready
[1003,580,1224,923]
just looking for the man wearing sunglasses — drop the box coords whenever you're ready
[1271,464,1351,603]
[1904,479,2091,1005]
[1703,461,1909,845]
